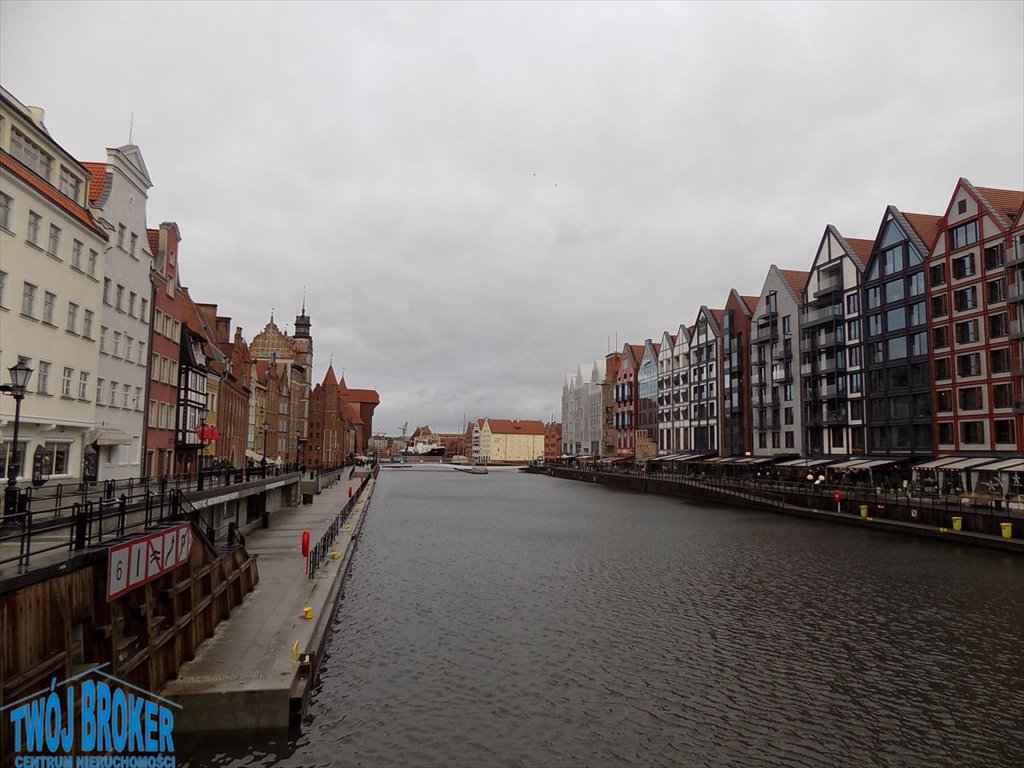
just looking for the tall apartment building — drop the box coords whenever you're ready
[561,361,603,457]
[721,290,757,457]
[83,147,153,480]
[689,307,723,453]
[636,340,660,459]
[801,226,872,458]
[862,207,940,458]
[600,351,622,457]
[1010,209,1024,459]
[928,179,1024,455]
[611,344,643,457]
[656,330,678,453]
[1,86,108,484]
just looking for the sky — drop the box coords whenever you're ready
[1,1,1022,435]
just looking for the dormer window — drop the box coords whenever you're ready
[11,127,52,179]
[58,167,80,201]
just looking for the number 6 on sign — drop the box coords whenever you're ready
[108,548,130,597]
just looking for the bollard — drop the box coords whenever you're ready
[348,485,353,498]
[1001,522,1013,539]
[303,607,313,620]
[952,516,962,532]
[859,504,868,519]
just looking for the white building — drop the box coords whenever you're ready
[84,147,154,479]
[560,361,603,457]
[1,87,108,485]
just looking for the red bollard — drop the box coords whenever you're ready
[302,530,310,575]
[348,485,353,498]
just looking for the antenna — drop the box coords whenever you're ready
[128,112,134,144]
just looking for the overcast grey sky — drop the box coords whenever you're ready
[2,1,1021,434]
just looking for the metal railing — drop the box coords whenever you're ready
[307,466,376,579]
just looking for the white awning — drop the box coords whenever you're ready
[829,458,873,470]
[91,428,132,446]
[245,449,264,462]
[973,458,1024,473]
[940,457,1001,471]
[856,458,902,469]
[913,457,962,470]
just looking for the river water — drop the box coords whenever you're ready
[183,466,1024,767]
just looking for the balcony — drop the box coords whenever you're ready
[1008,281,1024,303]
[1014,400,1024,413]
[1007,248,1024,267]
[803,304,844,327]
[772,346,791,361]
[800,362,814,377]
[818,357,846,374]
[759,304,778,321]
[771,369,793,383]
[823,409,848,425]
[754,325,778,343]
[1010,319,1024,340]
[813,277,843,298]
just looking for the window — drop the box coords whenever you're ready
[931,295,948,318]
[934,326,950,349]
[78,371,89,400]
[868,341,884,364]
[991,348,1010,374]
[21,282,36,316]
[117,224,126,249]
[140,298,149,322]
[984,244,1004,270]
[122,383,130,408]
[955,320,979,344]
[47,224,61,257]
[61,367,73,397]
[66,302,78,332]
[59,167,80,199]
[128,292,137,317]
[888,336,907,359]
[71,240,83,270]
[956,353,981,377]
[112,331,121,357]
[125,336,133,360]
[886,307,906,332]
[993,383,1012,409]
[868,314,883,336]
[11,127,52,177]
[935,358,951,380]
[115,285,124,311]
[850,401,864,421]
[866,286,881,309]
[0,270,6,308]
[27,211,41,245]
[994,420,1015,445]
[989,314,1008,339]
[96,378,104,403]
[88,250,98,277]
[953,287,978,311]
[42,291,56,324]
[83,309,94,339]
[907,302,925,326]
[883,246,903,274]
[0,192,12,230]
[36,361,50,394]
[889,367,909,389]
[952,253,976,279]
[958,387,983,410]
[908,272,925,297]
[847,319,860,341]
[884,279,905,303]
[103,278,111,305]
[100,326,108,353]
[130,233,138,258]
[135,387,143,411]
[959,421,984,445]
[929,263,946,287]
[36,442,70,476]
[109,380,118,406]
[936,390,952,412]
[987,279,1006,304]
[782,315,791,334]
[136,339,145,364]
[949,220,978,249]
[784,407,794,425]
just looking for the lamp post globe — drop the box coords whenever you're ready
[3,360,34,522]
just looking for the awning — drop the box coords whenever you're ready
[776,458,835,468]
[745,456,777,465]
[829,458,873,470]
[856,458,902,469]
[972,458,1024,473]
[91,428,132,446]
[940,457,1001,471]
[245,449,264,462]
[913,457,961,470]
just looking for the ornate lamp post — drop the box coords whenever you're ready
[2,360,34,522]
[262,419,270,462]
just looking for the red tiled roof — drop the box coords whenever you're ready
[709,309,725,329]
[902,213,942,251]
[779,269,810,296]
[742,295,758,312]
[1,151,106,237]
[147,228,160,254]
[629,343,644,360]
[81,161,107,204]
[322,365,338,388]
[347,388,380,404]
[347,405,364,425]
[975,186,1024,222]
[486,419,545,436]
[845,238,874,263]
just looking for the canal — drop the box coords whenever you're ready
[183,466,1024,767]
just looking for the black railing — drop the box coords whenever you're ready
[307,468,374,579]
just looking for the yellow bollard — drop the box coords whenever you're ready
[331,551,340,560]
[303,606,313,620]
[1000,522,1013,539]
[291,641,299,662]
[952,516,962,532]
[859,505,868,519]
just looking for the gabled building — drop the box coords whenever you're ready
[721,291,758,457]
[144,222,183,477]
[176,288,210,475]
[0,86,108,485]
[344,384,380,453]
[689,308,723,453]
[82,146,153,480]
[196,304,252,468]
[656,330,678,453]
[862,206,940,458]
[636,340,661,459]
[250,312,313,465]
[1009,205,1024,462]
[928,180,1024,455]
[600,351,622,457]
[477,418,545,462]
[750,268,809,456]
[801,225,872,458]
[611,343,643,457]
[561,361,603,457]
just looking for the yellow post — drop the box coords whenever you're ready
[291,641,299,662]
[1000,522,1013,539]
[952,516,962,532]
[303,606,313,620]
[859,505,868,519]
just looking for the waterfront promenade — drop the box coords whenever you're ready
[162,467,377,730]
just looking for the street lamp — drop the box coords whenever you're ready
[262,419,270,461]
[2,360,34,522]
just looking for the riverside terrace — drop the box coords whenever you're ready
[535,456,1024,549]
[0,463,339,580]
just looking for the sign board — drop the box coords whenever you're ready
[106,522,193,602]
